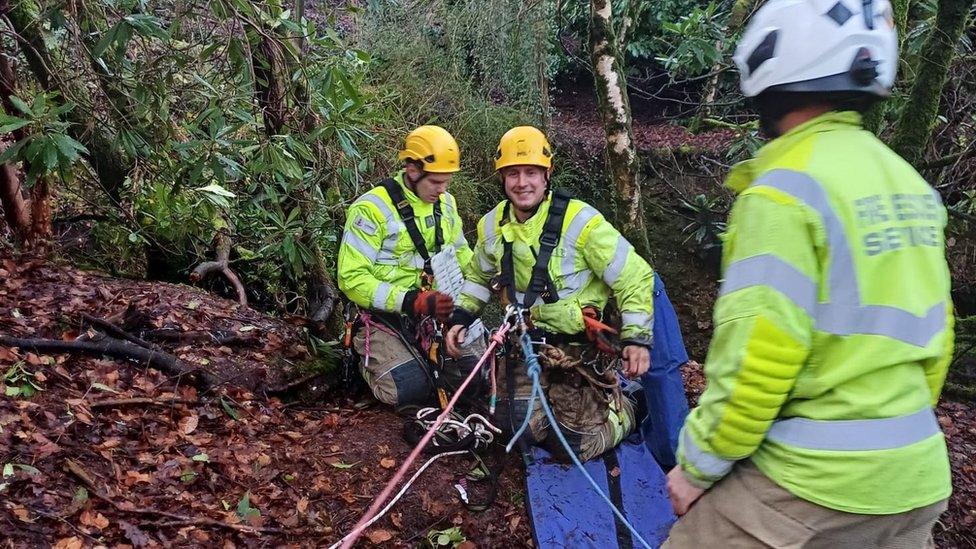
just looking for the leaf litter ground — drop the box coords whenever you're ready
[1,257,974,548]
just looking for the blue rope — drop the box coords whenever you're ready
[507,331,652,549]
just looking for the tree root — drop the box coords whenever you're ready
[190,229,247,306]
[141,328,260,347]
[89,397,198,410]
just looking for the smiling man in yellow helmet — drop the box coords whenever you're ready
[664,0,953,546]
[444,126,655,461]
[338,125,478,410]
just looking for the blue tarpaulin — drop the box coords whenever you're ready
[523,273,691,548]
[641,272,691,470]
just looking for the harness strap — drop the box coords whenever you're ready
[381,178,443,277]
[499,188,573,308]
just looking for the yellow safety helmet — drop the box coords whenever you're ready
[398,125,461,173]
[494,126,553,171]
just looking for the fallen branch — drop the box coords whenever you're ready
[89,397,198,410]
[0,335,220,388]
[80,313,155,349]
[141,328,260,347]
[190,229,247,306]
[62,458,282,535]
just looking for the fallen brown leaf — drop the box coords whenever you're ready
[367,529,393,544]
[379,457,396,469]
[52,537,83,549]
[180,414,199,435]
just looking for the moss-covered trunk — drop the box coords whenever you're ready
[246,1,340,327]
[889,0,974,166]
[863,0,914,133]
[589,0,651,259]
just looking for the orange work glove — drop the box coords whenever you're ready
[407,290,455,322]
[582,307,618,355]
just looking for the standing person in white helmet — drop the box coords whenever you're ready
[665,0,954,546]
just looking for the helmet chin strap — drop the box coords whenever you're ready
[405,162,426,193]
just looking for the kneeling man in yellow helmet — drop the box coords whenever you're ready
[338,125,482,410]
[444,126,655,461]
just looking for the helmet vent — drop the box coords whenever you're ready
[850,47,880,85]
[745,30,779,76]
[826,1,853,26]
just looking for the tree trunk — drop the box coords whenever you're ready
[691,0,757,131]
[246,1,340,327]
[589,0,651,259]
[863,0,914,133]
[889,0,974,166]
[4,0,131,202]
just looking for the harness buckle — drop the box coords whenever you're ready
[539,232,559,248]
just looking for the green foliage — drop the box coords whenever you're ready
[424,526,467,548]
[679,193,727,256]
[0,92,88,184]
[3,362,43,398]
[552,0,709,73]
[655,3,726,77]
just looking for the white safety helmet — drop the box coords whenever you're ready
[733,0,898,98]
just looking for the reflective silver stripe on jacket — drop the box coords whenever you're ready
[376,250,424,269]
[461,280,491,303]
[621,311,653,331]
[602,235,632,286]
[682,429,735,478]
[373,282,393,309]
[481,204,504,250]
[341,231,379,263]
[359,193,402,260]
[766,408,940,451]
[719,169,947,347]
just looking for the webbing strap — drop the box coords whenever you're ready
[500,188,572,308]
[381,178,443,276]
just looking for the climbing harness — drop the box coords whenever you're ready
[380,177,442,284]
[497,188,573,308]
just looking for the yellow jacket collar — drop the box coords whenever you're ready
[726,111,863,193]
[501,192,553,241]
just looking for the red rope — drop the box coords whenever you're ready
[337,324,511,549]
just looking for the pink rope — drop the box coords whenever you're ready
[359,312,397,367]
[337,324,512,549]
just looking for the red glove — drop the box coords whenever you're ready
[409,291,454,322]
[582,307,618,355]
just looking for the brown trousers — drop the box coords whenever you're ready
[353,322,484,409]
[495,343,635,462]
[664,461,947,549]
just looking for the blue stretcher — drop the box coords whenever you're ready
[523,273,690,548]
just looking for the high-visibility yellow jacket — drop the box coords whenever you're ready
[337,172,472,312]
[678,111,953,514]
[458,193,655,345]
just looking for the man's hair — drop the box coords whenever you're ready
[752,91,880,136]
[754,91,879,118]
